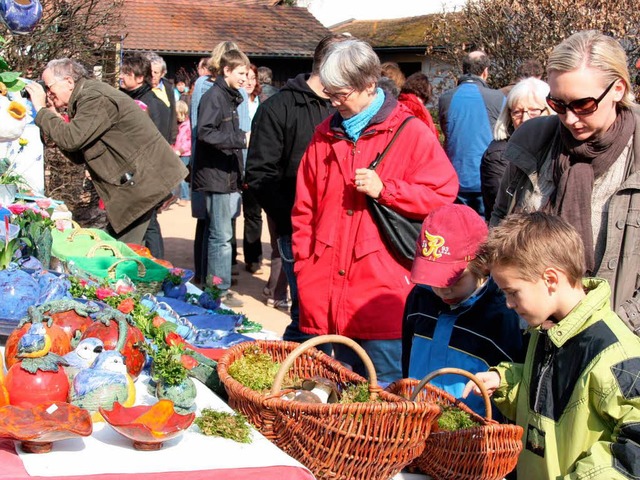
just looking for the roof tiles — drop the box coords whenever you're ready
[117,0,330,56]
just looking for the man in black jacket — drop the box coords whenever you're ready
[245,34,347,343]
[192,49,250,308]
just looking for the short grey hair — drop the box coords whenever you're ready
[46,58,90,82]
[319,38,380,92]
[146,52,167,74]
[494,77,553,140]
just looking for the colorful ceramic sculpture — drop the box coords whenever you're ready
[0,0,43,35]
[0,402,92,453]
[63,337,104,381]
[69,350,135,421]
[100,399,195,451]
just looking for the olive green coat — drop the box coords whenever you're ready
[35,78,187,233]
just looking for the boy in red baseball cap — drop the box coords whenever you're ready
[402,203,525,416]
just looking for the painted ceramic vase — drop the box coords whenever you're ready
[155,376,197,414]
[197,292,221,310]
[0,0,43,34]
[162,281,187,300]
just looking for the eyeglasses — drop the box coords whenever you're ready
[322,87,355,104]
[545,80,617,115]
[510,108,546,119]
[44,79,62,93]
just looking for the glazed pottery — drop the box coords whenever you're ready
[198,292,221,310]
[0,265,39,333]
[162,281,187,300]
[5,359,70,408]
[0,0,43,34]
[155,376,197,414]
[81,310,146,379]
[0,402,92,453]
[100,399,195,450]
[5,320,72,370]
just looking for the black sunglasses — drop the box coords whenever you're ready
[546,80,617,115]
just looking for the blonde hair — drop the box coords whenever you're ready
[206,41,240,76]
[481,212,585,287]
[494,78,553,141]
[547,30,635,108]
[176,100,189,123]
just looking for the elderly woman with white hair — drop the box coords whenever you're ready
[480,77,553,220]
[291,38,458,383]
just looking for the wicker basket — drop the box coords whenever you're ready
[386,368,523,480]
[217,335,441,480]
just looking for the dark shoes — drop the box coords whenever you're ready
[245,262,263,275]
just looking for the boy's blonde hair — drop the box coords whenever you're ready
[176,100,189,123]
[481,212,585,287]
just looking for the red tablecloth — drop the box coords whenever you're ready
[0,439,315,480]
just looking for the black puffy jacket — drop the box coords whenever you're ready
[245,73,333,236]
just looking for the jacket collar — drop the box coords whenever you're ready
[214,75,243,106]
[545,278,611,348]
[457,73,489,88]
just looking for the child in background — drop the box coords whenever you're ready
[463,212,640,479]
[172,100,191,206]
[402,203,525,417]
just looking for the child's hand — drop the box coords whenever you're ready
[461,371,501,398]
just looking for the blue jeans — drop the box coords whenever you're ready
[206,193,233,293]
[332,339,402,386]
[277,235,330,353]
[178,156,190,200]
[456,191,485,218]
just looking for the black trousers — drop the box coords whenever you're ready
[242,188,263,264]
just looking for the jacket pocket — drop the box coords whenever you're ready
[85,139,140,186]
[354,236,383,260]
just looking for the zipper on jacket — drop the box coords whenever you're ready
[533,333,555,413]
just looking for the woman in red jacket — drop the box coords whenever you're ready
[292,38,459,383]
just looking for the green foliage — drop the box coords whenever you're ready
[0,36,25,92]
[338,383,371,404]
[150,344,188,386]
[437,406,480,431]
[228,348,280,392]
[195,409,252,443]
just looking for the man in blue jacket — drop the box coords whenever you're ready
[438,51,505,218]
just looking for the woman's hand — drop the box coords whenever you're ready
[461,371,501,398]
[354,168,383,199]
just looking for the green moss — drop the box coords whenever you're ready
[227,348,280,392]
[437,406,480,431]
[339,383,377,404]
[195,409,252,443]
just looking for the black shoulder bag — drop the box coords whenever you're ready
[367,116,422,267]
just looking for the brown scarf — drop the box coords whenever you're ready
[552,108,635,274]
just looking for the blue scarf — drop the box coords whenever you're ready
[342,88,385,141]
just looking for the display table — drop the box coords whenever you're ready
[0,355,314,480]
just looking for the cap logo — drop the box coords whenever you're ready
[421,229,448,260]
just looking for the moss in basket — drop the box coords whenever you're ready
[437,406,480,431]
[338,383,384,404]
[227,348,280,391]
[195,409,252,443]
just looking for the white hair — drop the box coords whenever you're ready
[494,77,553,140]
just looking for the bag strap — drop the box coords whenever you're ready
[367,116,415,170]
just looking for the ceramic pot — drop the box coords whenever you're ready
[197,292,221,310]
[0,184,17,206]
[0,0,43,34]
[155,377,196,414]
[162,281,187,300]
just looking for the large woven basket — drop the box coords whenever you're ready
[217,335,441,480]
[386,368,523,480]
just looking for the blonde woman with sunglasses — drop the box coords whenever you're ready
[491,30,640,332]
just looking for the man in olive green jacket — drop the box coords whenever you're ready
[27,58,187,243]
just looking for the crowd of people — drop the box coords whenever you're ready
[23,29,640,479]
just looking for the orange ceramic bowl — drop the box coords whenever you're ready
[100,399,195,450]
[0,402,92,453]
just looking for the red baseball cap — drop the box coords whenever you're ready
[410,204,488,287]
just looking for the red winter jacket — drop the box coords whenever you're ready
[292,99,458,340]
[398,92,438,138]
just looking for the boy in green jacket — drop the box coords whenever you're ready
[463,212,640,479]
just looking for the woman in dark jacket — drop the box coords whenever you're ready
[480,77,553,220]
[292,39,458,383]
